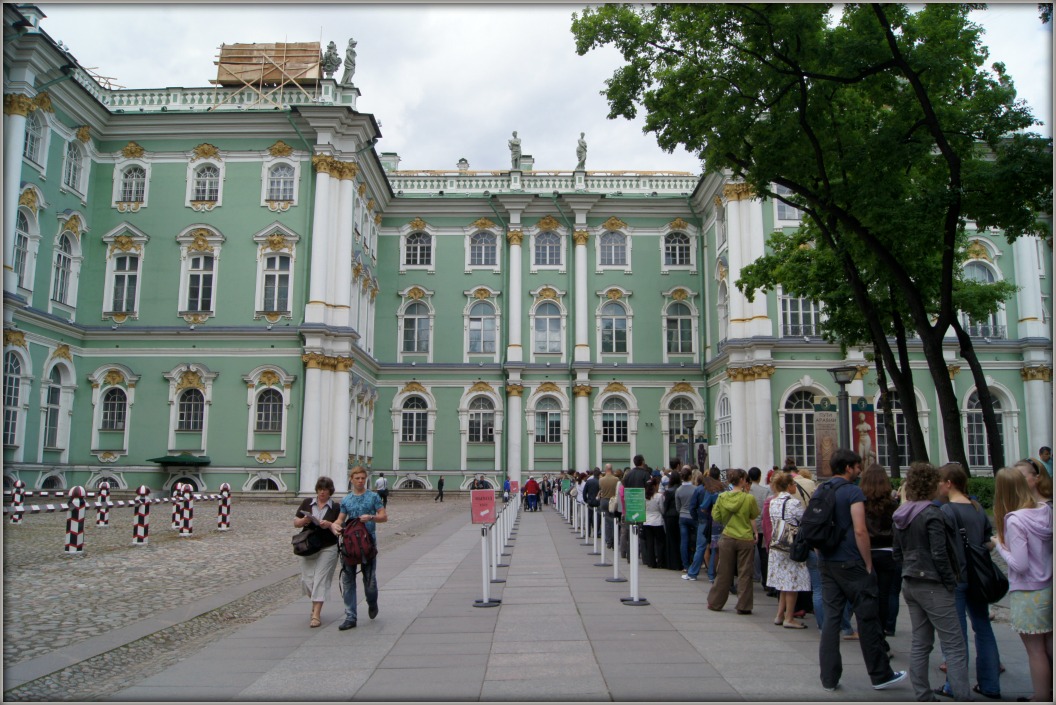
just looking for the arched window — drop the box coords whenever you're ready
[961,261,1003,338]
[535,232,561,266]
[717,280,730,346]
[664,232,690,266]
[783,391,816,468]
[42,475,63,490]
[876,391,909,468]
[468,301,496,354]
[533,301,562,353]
[110,254,139,313]
[774,184,802,221]
[470,232,497,266]
[668,397,695,443]
[96,476,120,489]
[43,367,62,448]
[3,353,21,446]
[192,164,220,202]
[602,397,628,443]
[266,164,296,201]
[51,233,73,304]
[185,255,214,312]
[14,212,30,289]
[665,302,693,354]
[177,388,205,431]
[966,391,1004,468]
[262,254,290,312]
[100,387,128,431]
[402,302,430,352]
[600,232,627,266]
[120,166,146,203]
[252,477,280,490]
[255,388,284,432]
[63,141,83,191]
[600,301,628,353]
[23,112,44,164]
[468,397,495,443]
[716,395,732,447]
[405,232,432,266]
[535,396,561,443]
[401,396,428,442]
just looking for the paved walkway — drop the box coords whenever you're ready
[100,501,1033,701]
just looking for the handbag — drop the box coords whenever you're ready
[770,496,799,552]
[292,524,328,557]
[608,495,619,514]
[951,506,1009,604]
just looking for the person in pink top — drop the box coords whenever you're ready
[993,466,1053,703]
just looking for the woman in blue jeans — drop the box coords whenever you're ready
[937,463,1002,699]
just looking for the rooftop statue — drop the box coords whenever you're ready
[340,38,357,85]
[576,132,587,170]
[321,41,341,78]
[509,131,522,170]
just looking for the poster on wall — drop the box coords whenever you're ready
[814,396,839,478]
[851,396,877,468]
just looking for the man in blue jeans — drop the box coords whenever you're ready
[684,475,717,581]
[330,466,387,631]
[817,449,905,693]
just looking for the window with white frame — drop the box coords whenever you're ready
[966,391,1004,468]
[600,301,628,353]
[876,392,909,467]
[717,280,729,346]
[255,388,283,432]
[100,387,127,431]
[535,396,561,443]
[665,302,693,354]
[783,390,816,468]
[43,367,63,448]
[535,232,561,267]
[716,394,732,447]
[262,254,291,313]
[184,255,214,313]
[467,301,497,354]
[601,397,629,443]
[192,164,220,202]
[405,232,432,266]
[109,254,139,313]
[782,295,823,337]
[266,164,296,202]
[960,261,1004,339]
[533,301,562,354]
[401,396,428,442]
[23,111,44,165]
[667,397,695,443]
[14,212,31,289]
[468,397,495,443]
[51,233,73,304]
[402,302,430,353]
[773,184,801,221]
[599,232,627,266]
[120,166,146,203]
[177,388,205,431]
[3,353,22,446]
[469,232,497,266]
[664,232,691,266]
[63,141,84,192]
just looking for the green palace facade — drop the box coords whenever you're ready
[3,5,1052,496]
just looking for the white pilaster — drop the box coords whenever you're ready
[507,386,523,486]
[730,374,748,469]
[329,362,352,481]
[575,386,590,472]
[1014,236,1047,339]
[507,231,524,362]
[299,361,324,492]
[1023,369,1053,456]
[725,194,748,340]
[3,97,31,297]
[574,232,590,362]
[753,372,774,469]
[306,161,332,324]
[333,173,355,328]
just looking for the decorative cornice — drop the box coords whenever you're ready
[191,143,220,161]
[352,262,363,281]
[671,382,695,394]
[18,188,38,211]
[188,231,215,253]
[366,198,375,211]
[401,381,427,395]
[4,93,35,116]
[98,451,118,463]
[603,382,629,394]
[751,364,776,380]
[358,182,368,196]
[255,451,276,464]
[264,233,291,252]
[536,215,561,231]
[181,313,209,325]
[1021,366,1052,382]
[506,229,524,245]
[121,141,146,159]
[726,366,753,382]
[409,217,428,231]
[4,330,26,348]
[268,140,293,157]
[300,353,353,371]
[32,92,54,113]
[473,217,496,230]
[312,154,338,175]
[374,214,382,226]
[722,182,754,201]
[536,382,561,394]
[116,201,143,213]
[505,383,525,397]
[176,370,203,391]
[854,365,870,381]
[469,381,496,394]
[51,344,72,362]
[669,217,690,231]
[75,126,91,143]
[573,384,593,398]
[602,216,627,232]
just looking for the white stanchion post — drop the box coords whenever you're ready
[607,516,626,583]
[474,525,500,608]
[620,524,650,605]
[589,507,600,555]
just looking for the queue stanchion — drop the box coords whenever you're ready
[491,514,505,583]
[580,504,592,546]
[473,524,501,608]
[472,489,500,608]
[595,512,612,567]
[620,487,649,605]
[588,506,601,555]
[606,517,627,583]
[132,485,151,545]
[10,479,25,525]
[64,486,87,556]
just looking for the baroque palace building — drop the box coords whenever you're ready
[3,5,1052,496]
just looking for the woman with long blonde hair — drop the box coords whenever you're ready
[993,467,1053,702]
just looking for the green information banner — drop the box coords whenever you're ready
[623,488,646,523]
[561,479,571,493]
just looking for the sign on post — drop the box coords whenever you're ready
[510,480,519,494]
[623,488,646,523]
[560,479,571,494]
[471,490,495,524]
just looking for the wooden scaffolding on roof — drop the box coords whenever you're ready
[210,41,321,110]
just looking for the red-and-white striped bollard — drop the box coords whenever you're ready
[133,485,150,545]
[217,483,231,531]
[64,486,87,555]
[171,483,183,530]
[96,482,111,527]
[10,479,25,524]
[179,484,194,537]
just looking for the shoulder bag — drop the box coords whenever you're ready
[950,504,1009,604]
[769,496,799,552]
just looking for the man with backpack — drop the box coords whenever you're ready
[803,449,905,693]
[330,466,387,631]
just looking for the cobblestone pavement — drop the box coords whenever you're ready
[3,492,467,701]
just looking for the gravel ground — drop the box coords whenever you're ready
[2,492,467,701]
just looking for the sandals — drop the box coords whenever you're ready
[310,616,321,628]
[783,621,807,629]
[972,685,1001,699]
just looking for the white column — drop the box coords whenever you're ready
[329,360,353,481]
[725,194,748,340]
[507,385,523,486]
[3,96,31,298]
[507,231,523,362]
[729,373,748,469]
[1023,369,1053,457]
[575,386,590,472]
[1014,237,1047,339]
[333,171,355,328]
[753,369,774,469]
[745,201,771,337]
[574,231,590,363]
[306,160,332,323]
[299,358,324,493]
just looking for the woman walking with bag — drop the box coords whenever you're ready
[993,466,1053,703]
[861,463,900,653]
[766,471,809,628]
[294,476,341,628]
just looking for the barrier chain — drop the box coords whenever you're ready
[133,485,151,545]
[95,482,111,527]
[64,486,87,555]
[10,479,25,525]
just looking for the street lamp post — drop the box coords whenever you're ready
[685,418,697,468]
[827,366,858,450]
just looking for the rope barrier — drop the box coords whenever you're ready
[4,489,99,498]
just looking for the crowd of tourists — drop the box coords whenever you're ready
[539,449,1053,700]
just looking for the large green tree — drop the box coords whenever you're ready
[573,3,1051,474]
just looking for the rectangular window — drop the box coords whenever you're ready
[186,256,214,312]
[535,412,560,443]
[401,411,427,442]
[602,412,628,443]
[44,384,61,448]
[402,318,430,353]
[263,255,290,312]
[666,318,692,354]
[13,232,29,289]
[468,414,495,443]
[774,185,801,221]
[111,255,139,313]
[601,318,627,353]
[468,317,496,353]
[782,296,821,337]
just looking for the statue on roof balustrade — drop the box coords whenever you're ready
[509,131,522,170]
[576,132,587,170]
[340,38,357,85]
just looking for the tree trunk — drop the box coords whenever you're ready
[916,325,972,473]
[873,344,901,478]
[951,318,1005,475]
[889,300,930,464]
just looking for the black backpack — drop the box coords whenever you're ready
[339,518,378,567]
[789,479,845,562]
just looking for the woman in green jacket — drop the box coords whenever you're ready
[707,468,760,615]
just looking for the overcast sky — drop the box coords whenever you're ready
[35,2,1053,173]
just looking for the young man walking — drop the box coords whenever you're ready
[331,466,387,631]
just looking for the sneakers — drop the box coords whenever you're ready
[873,671,907,690]
[822,683,840,692]
[368,603,378,620]
[338,619,357,630]
[681,573,697,581]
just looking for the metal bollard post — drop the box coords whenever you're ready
[620,524,650,606]
[473,525,501,608]
[217,482,231,530]
[607,516,626,583]
[595,512,612,567]
[589,506,601,555]
[64,486,87,555]
[133,485,151,545]
[179,484,194,537]
[96,481,111,527]
[171,483,183,530]
[10,479,25,525]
